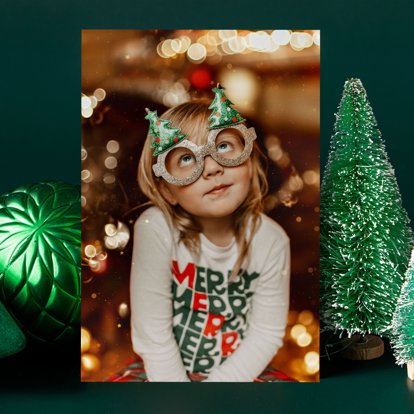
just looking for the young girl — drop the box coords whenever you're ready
[130,85,290,382]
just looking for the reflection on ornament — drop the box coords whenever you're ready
[104,221,130,250]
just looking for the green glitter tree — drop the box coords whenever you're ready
[208,84,245,129]
[391,248,414,374]
[320,78,413,338]
[145,109,187,156]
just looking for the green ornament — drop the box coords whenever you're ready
[391,249,414,365]
[145,108,188,157]
[0,300,26,358]
[208,84,245,129]
[0,181,81,343]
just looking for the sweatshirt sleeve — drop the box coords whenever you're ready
[204,237,290,382]
[130,209,190,382]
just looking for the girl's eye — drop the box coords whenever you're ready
[217,141,233,153]
[179,154,195,167]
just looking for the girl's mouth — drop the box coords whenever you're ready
[205,184,231,196]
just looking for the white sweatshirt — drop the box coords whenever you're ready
[130,207,290,382]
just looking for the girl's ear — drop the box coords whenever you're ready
[159,181,178,205]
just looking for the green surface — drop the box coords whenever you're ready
[1,0,414,413]
[0,353,413,414]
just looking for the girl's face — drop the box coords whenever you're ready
[160,129,252,220]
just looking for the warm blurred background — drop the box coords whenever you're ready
[81,29,320,382]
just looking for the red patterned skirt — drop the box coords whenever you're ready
[107,355,296,382]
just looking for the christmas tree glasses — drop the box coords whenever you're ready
[152,124,257,186]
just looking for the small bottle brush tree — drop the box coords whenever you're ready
[391,249,414,379]
[320,78,413,358]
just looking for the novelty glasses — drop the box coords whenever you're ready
[152,124,257,186]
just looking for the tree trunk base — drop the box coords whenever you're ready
[341,335,384,360]
[407,361,414,380]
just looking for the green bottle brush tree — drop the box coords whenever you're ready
[320,78,413,360]
[391,249,414,379]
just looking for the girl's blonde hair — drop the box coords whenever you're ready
[137,99,268,279]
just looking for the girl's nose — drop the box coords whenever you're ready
[202,156,224,178]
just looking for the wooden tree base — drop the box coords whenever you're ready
[407,361,414,380]
[341,335,384,360]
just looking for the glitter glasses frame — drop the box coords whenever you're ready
[152,124,257,186]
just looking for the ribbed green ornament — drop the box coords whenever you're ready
[0,181,80,343]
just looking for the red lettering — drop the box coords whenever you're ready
[192,292,208,311]
[203,313,225,337]
[221,331,239,356]
[171,260,195,288]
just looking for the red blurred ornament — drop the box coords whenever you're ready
[189,68,212,89]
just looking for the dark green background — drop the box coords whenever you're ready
[1,0,414,412]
